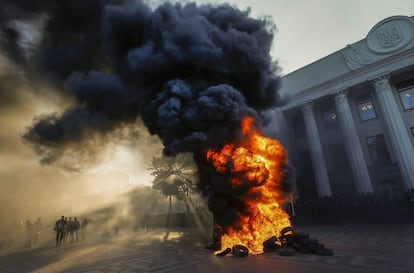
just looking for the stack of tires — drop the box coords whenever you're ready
[264,227,334,256]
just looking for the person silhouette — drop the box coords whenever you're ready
[24,220,34,248]
[32,217,42,245]
[54,216,66,247]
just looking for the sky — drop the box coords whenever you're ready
[0,0,413,225]
[203,0,414,75]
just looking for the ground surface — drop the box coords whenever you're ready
[1,224,413,273]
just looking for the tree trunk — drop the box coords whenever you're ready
[184,196,190,213]
[165,195,172,228]
[168,195,172,214]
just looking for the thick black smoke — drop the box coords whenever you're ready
[1,1,294,227]
[0,0,104,75]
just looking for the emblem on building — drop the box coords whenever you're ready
[341,43,377,71]
[366,16,414,54]
[376,23,404,48]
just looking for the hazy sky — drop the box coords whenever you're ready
[197,0,414,74]
[0,0,412,224]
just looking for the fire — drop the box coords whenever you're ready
[206,116,291,254]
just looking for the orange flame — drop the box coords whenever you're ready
[206,116,291,254]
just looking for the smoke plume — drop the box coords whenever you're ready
[0,0,293,229]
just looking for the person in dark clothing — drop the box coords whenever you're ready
[54,216,66,247]
[66,217,73,242]
[73,217,80,242]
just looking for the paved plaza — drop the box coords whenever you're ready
[1,224,414,273]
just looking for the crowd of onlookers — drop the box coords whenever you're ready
[2,190,414,251]
[0,216,93,251]
[54,216,91,247]
[290,190,414,224]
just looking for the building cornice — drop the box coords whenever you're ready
[280,47,414,112]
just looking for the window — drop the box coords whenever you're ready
[328,112,337,121]
[322,111,337,130]
[398,87,414,110]
[357,100,377,121]
[366,135,392,166]
[320,102,337,130]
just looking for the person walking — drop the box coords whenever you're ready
[54,216,66,247]
[23,220,34,248]
[73,217,80,242]
[66,217,73,242]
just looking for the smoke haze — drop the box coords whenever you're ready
[0,55,162,231]
[0,0,291,235]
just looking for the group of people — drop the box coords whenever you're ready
[54,216,90,247]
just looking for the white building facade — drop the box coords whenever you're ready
[275,16,414,199]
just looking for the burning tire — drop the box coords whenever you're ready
[216,247,232,257]
[280,226,294,236]
[232,245,249,257]
[263,245,282,252]
[263,236,281,252]
[279,234,295,246]
[263,235,278,246]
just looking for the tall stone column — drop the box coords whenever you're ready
[333,90,374,194]
[371,75,414,190]
[301,102,332,197]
